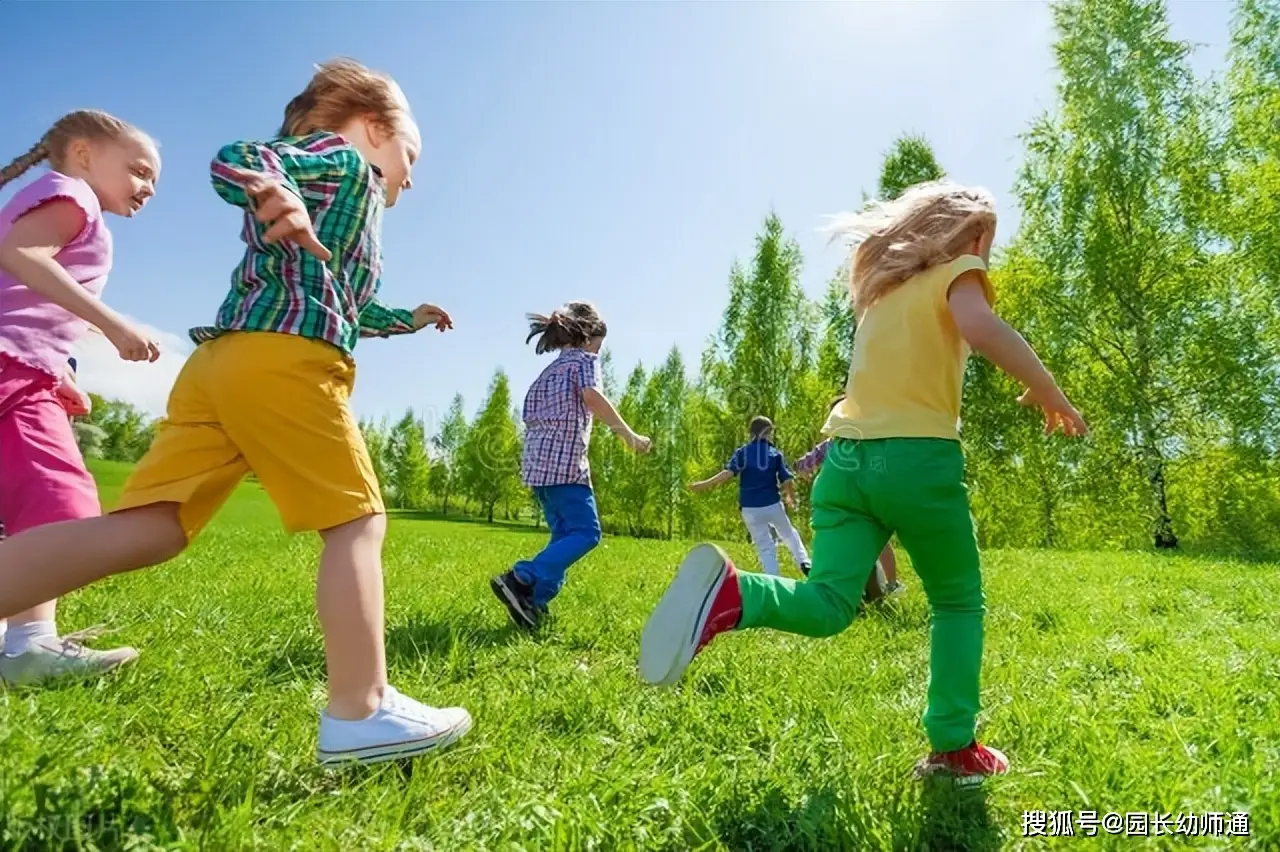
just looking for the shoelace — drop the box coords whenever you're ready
[49,624,124,657]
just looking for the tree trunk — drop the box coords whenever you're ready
[1144,444,1179,549]
[487,502,495,524]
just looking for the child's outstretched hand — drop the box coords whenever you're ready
[413,304,454,331]
[1018,386,1088,437]
[628,432,653,454]
[238,174,332,262]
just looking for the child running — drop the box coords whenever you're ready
[491,302,652,629]
[689,416,810,577]
[638,182,1088,782]
[0,59,472,766]
[794,399,903,604]
[0,112,160,687]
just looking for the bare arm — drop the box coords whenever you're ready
[949,272,1087,435]
[0,201,125,336]
[583,387,651,452]
[948,273,1058,396]
[690,470,735,493]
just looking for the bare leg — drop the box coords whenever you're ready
[0,505,186,620]
[316,512,388,721]
[879,544,898,584]
[7,600,57,630]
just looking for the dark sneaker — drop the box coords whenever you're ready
[914,742,1009,786]
[799,562,811,577]
[490,571,541,630]
[638,543,742,687]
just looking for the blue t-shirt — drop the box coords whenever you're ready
[726,439,794,509]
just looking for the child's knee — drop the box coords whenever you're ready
[584,526,602,549]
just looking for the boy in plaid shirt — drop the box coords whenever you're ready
[0,59,472,766]
[491,302,651,629]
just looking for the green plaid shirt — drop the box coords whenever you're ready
[195,132,415,356]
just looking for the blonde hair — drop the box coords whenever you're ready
[0,110,150,192]
[280,57,418,144]
[526,301,608,355]
[824,180,997,313]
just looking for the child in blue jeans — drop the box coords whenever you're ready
[490,302,651,628]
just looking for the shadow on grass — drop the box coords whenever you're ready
[916,778,1001,852]
[704,784,860,851]
[385,614,523,664]
[701,777,1000,851]
[389,510,547,536]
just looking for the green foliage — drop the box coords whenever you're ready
[876,133,946,200]
[79,395,154,463]
[458,371,522,524]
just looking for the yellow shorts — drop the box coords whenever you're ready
[115,331,384,538]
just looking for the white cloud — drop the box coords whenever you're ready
[71,317,191,418]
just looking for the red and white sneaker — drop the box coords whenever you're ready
[639,543,742,687]
[913,742,1009,785]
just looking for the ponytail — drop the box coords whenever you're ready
[525,301,608,355]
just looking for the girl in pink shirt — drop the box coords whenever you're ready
[0,110,161,688]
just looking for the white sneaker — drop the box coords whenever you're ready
[316,686,472,766]
[0,630,139,688]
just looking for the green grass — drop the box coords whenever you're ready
[2,460,1278,850]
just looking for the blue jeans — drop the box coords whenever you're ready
[514,484,602,607]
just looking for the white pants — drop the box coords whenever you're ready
[741,502,809,576]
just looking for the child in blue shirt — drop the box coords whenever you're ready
[690,416,810,577]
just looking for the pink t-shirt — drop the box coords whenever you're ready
[0,170,112,380]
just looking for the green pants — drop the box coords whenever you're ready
[737,438,984,753]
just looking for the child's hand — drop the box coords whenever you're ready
[1018,386,1088,437]
[689,480,708,493]
[238,174,332,262]
[413,304,454,331]
[104,317,161,363]
[628,432,653,454]
[56,380,91,417]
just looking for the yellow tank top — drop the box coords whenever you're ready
[823,254,994,442]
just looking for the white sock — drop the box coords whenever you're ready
[3,619,57,656]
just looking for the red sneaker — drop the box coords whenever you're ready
[914,742,1009,785]
[639,543,742,687]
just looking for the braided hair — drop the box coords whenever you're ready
[0,110,148,192]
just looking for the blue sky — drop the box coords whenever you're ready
[1,1,1231,431]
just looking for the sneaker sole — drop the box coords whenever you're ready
[490,577,537,630]
[316,713,474,767]
[638,543,728,687]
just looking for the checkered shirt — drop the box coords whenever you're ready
[194,132,415,356]
[521,348,600,487]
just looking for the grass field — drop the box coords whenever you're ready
[1,461,1278,851]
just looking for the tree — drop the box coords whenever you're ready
[73,421,108,460]
[385,410,432,510]
[643,348,693,539]
[84,395,154,462]
[430,394,469,515]
[459,371,522,524]
[877,133,946,200]
[1012,0,1260,549]
[359,417,392,496]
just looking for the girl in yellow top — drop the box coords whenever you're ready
[639,182,1087,783]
